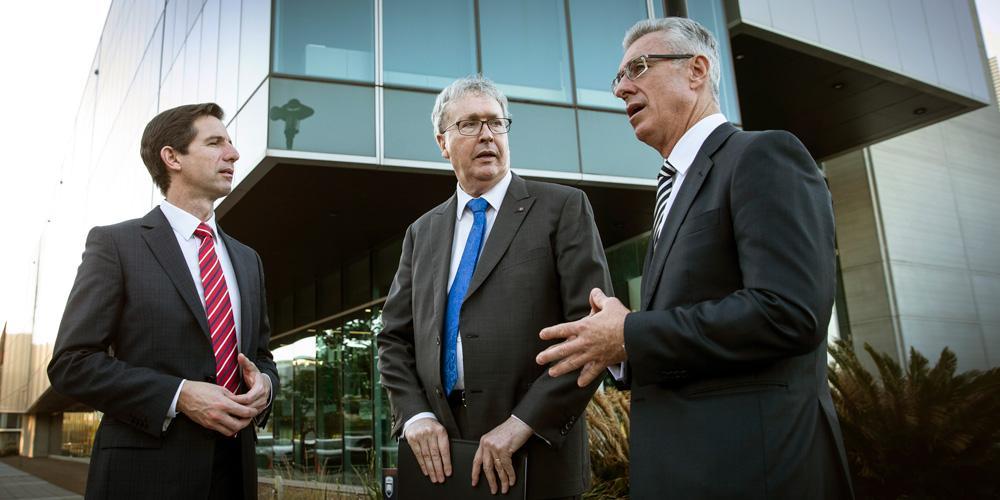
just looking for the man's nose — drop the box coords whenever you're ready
[224,144,240,162]
[478,123,495,142]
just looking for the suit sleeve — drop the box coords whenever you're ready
[47,226,182,437]
[377,224,434,438]
[513,189,613,447]
[623,131,837,386]
[253,251,279,427]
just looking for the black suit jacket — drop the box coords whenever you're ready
[622,124,853,499]
[48,207,278,500]
[377,174,613,499]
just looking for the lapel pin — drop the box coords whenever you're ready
[516,206,524,212]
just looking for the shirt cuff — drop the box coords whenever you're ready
[511,413,550,446]
[608,362,627,381]
[163,379,185,432]
[402,412,438,435]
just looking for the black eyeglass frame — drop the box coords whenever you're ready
[611,54,695,93]
[440,117,514,136]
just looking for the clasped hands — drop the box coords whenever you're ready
[536,288,630,387]
[177,353,271,436]
[405,416,532,495]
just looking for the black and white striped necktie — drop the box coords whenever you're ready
[652,159,677,249]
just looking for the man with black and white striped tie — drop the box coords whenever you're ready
[537,17,854,499]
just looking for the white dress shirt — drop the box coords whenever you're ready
[611,113,729,381]
[403,170,513,433]
[160,199,243,428]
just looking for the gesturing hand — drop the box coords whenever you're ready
[472,416,532,495]
[177,381,256,436]
[231,353,270,414]
[537,288,630,387]
[404,417,452,484]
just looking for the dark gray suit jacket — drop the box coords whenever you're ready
[623,124,853,499]
[48,207,278,500]
[377,173,612,499]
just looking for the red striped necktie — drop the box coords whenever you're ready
[194,223,240,394]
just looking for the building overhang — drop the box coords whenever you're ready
[729,25,988,160]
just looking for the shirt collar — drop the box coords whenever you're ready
[160,199,219,241]
[455,169,512,220]
[664,113,728,176]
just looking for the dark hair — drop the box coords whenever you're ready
[140,103,225,195]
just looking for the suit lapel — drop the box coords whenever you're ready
[140,207,211,339]
[219,227,255,356]
[429,195,458,338]
[464,174,534,300]
[642,123,739,310]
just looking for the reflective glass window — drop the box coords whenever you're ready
[383,0,476,89]
[273,0,375,82]
[268,78,375,157]
[687,0,742,124]
[506,102,578,173]
[578,109,662,178]
[569,0,649,109]
[479,0,572,103]
[384,89,444,163]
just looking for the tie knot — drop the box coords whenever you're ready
[658,160,677,180]
[467,198,489,214]
[194,222,215,240]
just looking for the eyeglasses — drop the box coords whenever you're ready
[611,54,695,93]
[441,118,513,136]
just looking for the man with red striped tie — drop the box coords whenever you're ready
[49,103,278,499]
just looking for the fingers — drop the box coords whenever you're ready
[237,353,259,374]
[436,427,453,478]
[538,320,579,342]
[501,456,516,492]
[578,361,606,387]
[471,446,482,486]
[482,451,498,494]
[404,419,450,483]
[536,336,583,368]
[589,287,606,313]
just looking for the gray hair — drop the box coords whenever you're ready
[623,17,721,104]
[431,74,510,134]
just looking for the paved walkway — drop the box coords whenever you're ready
[0,461,82,500]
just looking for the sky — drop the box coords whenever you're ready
[0,1,999,333]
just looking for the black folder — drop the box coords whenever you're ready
[397,438,527,499]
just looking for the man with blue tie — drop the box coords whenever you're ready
[377,75,612,499]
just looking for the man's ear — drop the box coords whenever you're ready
[160,146,182,173]
[689,54,711,92]
[436,133,450,160]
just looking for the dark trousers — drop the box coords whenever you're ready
[208,435,243,500]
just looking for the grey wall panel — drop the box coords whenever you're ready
[870,141,969,270]
[767,0,818,41]
[900,318,987,371]
[891,263,978,321]
[737,0,772,26]
[814,0,862,56]
[854,0,902,73]
[954,0,992,102]
[850,318,901,366]
[888,0,939,85]
[841,263,892,323]
[985,322,1000,366]
[825,150,882,268]
[923,0,972,96]
[972,274,1000,324]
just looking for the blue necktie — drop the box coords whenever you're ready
[443,198,489,395]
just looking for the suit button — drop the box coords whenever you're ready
[436,336,440,345]
[435,388,442,398]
